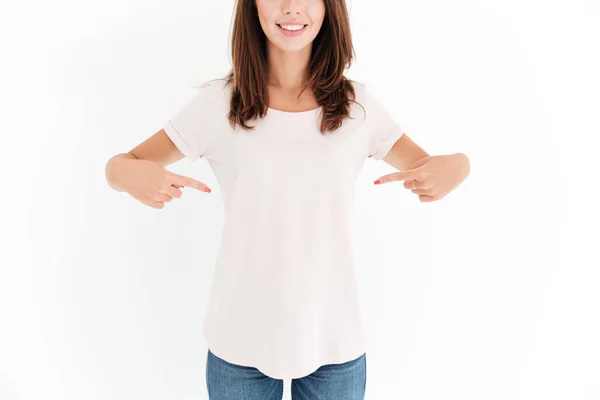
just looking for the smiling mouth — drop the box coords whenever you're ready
[276,24,308,29]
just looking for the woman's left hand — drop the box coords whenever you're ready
[373,153,470,202]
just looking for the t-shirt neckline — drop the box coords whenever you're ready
[267,106,322,116]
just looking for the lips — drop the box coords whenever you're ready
[276,21,308,26]
[277,24,308,36]
[276,23,308,28]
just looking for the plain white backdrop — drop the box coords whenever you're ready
[1,0,599,399]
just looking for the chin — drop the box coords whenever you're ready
[278,43,310,52]
[270,37,314,53]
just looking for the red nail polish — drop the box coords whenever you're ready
[374,180,381,184]
[204,187,211,192]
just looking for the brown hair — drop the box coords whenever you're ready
[222,0,363,135]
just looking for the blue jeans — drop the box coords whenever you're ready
[206,348,367,399]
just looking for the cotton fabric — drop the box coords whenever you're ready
[163,78,404,379]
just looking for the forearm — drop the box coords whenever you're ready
[105,152,137,192]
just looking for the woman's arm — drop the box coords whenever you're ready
[105,129,211,208]
[375,133,469,202]
[105,152,138,192]
[381,132,430,171]
[105,128,184,192]
[128,128,185,167]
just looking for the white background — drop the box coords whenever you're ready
[1,0,599,399]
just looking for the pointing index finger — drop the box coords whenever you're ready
[170,173,211,192]
[374,168,420,185]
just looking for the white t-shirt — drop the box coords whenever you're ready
[163,78,404,379]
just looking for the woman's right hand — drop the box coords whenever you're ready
[110,157,212,209]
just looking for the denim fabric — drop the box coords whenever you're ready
[206,348,367,399]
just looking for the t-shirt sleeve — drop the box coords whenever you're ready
[364,85,405,160]
[162,81,221,161]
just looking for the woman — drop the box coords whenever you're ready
[105,0,470,398]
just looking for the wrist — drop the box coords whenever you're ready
[106,153,137,192]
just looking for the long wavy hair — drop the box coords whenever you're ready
[222,0,363,135]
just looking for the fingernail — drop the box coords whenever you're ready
[204,187,211,192]
[374,180,381,184]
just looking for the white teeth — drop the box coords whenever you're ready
[279,24,305,31]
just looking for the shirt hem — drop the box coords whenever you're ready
[163,120,202,161]
[370,124,404,160]
[203,327,367,380]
